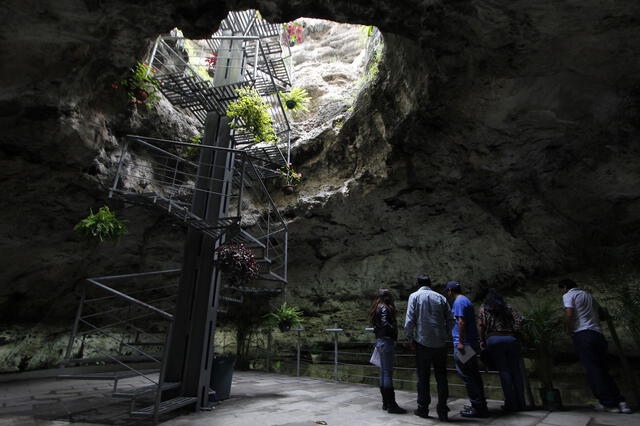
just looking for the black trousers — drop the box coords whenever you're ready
[572,329,624,407]
[415,343,449,409]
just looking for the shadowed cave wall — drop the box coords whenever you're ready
[1,0,640,332]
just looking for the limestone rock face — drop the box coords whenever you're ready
[1,0,640,325]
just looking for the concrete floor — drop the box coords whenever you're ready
[0,370,638,425]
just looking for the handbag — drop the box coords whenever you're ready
[370,345,382,367]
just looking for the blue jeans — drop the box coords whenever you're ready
[454,344,487,410]
[376,338,395,388]
[415,343,448,409]
[487,335,525,410]
[572,330,624,407]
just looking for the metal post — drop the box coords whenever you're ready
[604,309,640,406]
[520,357,535,408]
[325,327,343,382]
[237,155,246,215]
[266,329,272,372]
[153,321,174,426]
[64,284,86,362]
[109,139,128,199]
[147,36,161,75]
[266,210,270,259]
[295,328,304,377]
[253,39,259,81]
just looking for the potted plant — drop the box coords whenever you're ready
[309,343,323,364]
[277,163,302,194]
[522,299,563,410]
[268,302,303,332]
[283,22,304,46]
[74,206,127,243]
[112,62,162,107]
[215,243,259,285]
[205,53,218,77]
[226,87,278,144]
[279,87,310,115]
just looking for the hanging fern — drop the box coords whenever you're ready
[226,87,278,144]
[279,87,311,116]
[73,206,127,242]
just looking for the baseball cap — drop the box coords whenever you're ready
[446,281,461,291]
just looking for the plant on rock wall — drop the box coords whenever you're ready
[184,134,202,159]
[279,87,310,116]
[602,270,640,351]
[205,53,218,70]
[215,243,259,285]
[283,21,304,46]
[267,302,304,332]
[112,62,162,107]
[226,87,278,144]
[276,163,302,194]
[205,53,218,78]
[73,206,127,242]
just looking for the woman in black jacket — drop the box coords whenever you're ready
[369,289,406,414]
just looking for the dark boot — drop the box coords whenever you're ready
[384,388,406,414]
[379,387,387,411]
[436,404,449,422]
[414,405,429,418]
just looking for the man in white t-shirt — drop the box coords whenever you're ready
[559,279,632,414]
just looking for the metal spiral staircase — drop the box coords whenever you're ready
[60,10,293,424]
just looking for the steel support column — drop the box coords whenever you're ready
[165,111,234,408]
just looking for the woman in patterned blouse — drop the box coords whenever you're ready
[478,288,526,412]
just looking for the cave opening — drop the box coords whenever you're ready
[3,1,640,422]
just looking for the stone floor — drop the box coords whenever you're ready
[0,370,638,425]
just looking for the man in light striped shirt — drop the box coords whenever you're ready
[405,275,452,421]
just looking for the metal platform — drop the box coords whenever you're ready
[131,396,198,417]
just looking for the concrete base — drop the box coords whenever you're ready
[0,371,638,425]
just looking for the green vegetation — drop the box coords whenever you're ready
[277,163,303,186]
[521,299,563,389]
[184,134,202,159]
[114,62,162,107]
[283,22,304,45]
[279,87,311,116]
[226,87,278,144]
[365,44,383,84]
[603,270,640,351]
[267,302,304,331]
[73,206,127,242]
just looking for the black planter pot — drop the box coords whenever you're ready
[282,185,295,195]
[209,354,237,402]
[285,99,297,109]
[278,321,292,332]
[134,88,149,102]
[538,388,562,411]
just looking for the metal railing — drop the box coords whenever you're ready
[109,135,288,284]
[221,325,536,407]
[146,9,293,166]
[61,269,180,423]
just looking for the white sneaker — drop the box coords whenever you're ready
[618,401,633,414]
[592,402,631,413]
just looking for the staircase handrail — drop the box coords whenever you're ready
[125,135,282,167]
[89,268,181,282]
[86,278,174,321]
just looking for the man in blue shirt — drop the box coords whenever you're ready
[405,275,452,421]
[447,281,489,418]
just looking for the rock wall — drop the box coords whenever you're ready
[1,0,640,329]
